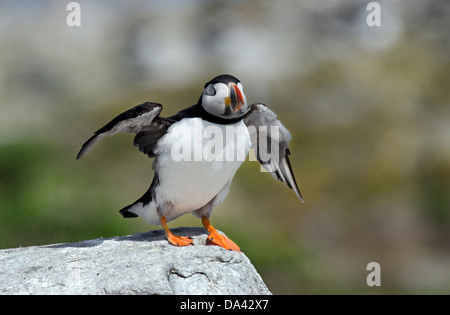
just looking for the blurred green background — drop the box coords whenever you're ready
[1,0,449,294]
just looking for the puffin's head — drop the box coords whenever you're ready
[201,74,248,120]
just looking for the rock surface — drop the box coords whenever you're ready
[0,228,271,295]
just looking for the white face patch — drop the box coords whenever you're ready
[201,82,229,116]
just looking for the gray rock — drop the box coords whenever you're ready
[0,228,271,295]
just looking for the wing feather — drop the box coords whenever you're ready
[244,103,303,202]
[76,102,164,159]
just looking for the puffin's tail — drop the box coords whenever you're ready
[119,205,139,218]
[119,176,158,219]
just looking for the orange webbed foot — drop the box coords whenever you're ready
[161,216,194,247]
[206,230,241,252]
[167,234,194,247]
[202,216,241,252]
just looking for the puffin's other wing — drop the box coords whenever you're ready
[243,103,303,202]
[77,102,167,159]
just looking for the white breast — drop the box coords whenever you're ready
[153,118,250,221]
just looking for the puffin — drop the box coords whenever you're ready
[77,74,303,252]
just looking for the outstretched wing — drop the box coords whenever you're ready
[243,103,303,202]
[77,102,169,159]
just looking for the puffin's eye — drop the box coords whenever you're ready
[204,84,216,96]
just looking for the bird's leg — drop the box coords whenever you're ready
[160,216,194,247]
[201,216,241,252]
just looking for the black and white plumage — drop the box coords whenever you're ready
[243,103,303,201]
[77,74,302,251]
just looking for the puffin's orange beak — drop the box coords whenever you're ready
[225,83,245,112]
